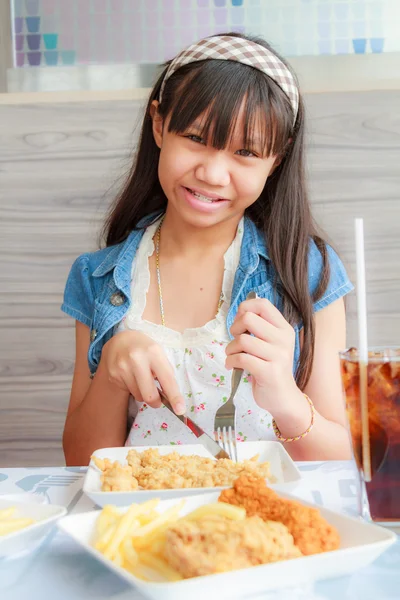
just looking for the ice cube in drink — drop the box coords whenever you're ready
[340,347,400,523]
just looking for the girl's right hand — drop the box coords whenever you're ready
[101,330,186,415]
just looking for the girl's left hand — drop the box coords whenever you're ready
[225,297,299,415]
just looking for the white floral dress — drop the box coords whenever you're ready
[116,218,275,447]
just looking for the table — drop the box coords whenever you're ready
[0,461,399,600]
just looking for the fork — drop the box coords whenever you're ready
[15,473,83,493]
[31,475,83,502]
[213,367,243,462]
[213,291,257,461]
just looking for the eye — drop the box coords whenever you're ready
[236,149,258,158]
[186,134,205,145]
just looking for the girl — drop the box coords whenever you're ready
[62,33,353,466]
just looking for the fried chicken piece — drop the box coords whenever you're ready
[212,458,271,486]
[101,462,139,492]
[219,475,340,556]
[164,514,301,578]
[97,450,271,492]
[139,449,180,468]
[174,456,215,474]
[136,467,192,490]
[174,467,215,488]
[239,458,271,479]
[126,449,141,469]
[126,449,144,477]
[91,456,113,471]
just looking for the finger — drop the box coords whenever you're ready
[151,360,186,416]
[108,362,143,400]
[235,298,289,329]
[131,363,162,408]
[230,311,280,343]
[225,352,270,384]
[123,373,144,402]
[226,334,277,362]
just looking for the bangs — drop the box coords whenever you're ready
[166,60,293,157]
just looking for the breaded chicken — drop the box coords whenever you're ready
[126,449,145,477]
[136,467,192,490]
[126,449,142,469]
[219,475,340,556]
[101,461,139,492]
[164,514,301,578]
[91,456,113,471]
[95,449,271,492]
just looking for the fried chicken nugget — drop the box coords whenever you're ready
[101,461,139,492]
[91,456,113,471]
[126,449,144,477]
[137,468,190,490]
[219,475,340,556]
[126,449,141,469]
[165,514,301,578]
[139,449,180,468]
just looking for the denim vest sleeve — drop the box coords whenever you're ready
[291,241,353,373]
[308,240,354,314]
[61,254,94,328]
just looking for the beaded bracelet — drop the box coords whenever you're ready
[272,394,315,443]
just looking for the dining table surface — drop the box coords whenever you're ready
[0,459,399,600]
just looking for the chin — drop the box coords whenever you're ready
[180,208,239,230]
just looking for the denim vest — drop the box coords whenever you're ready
[61,214,353,377]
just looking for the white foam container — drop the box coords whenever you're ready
[83,441,301,507]
[58,490,396,600]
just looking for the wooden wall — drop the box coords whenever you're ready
[1,90,399,466]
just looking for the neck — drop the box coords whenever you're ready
[159,207,243,259]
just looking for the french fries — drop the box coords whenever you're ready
[92,498,246,582]
[139,551,182,581]
[183,502,246,522]
[0,506,35,536]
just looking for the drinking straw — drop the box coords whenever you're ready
[355,218,371,481]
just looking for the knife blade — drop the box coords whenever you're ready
[159,391,230,460]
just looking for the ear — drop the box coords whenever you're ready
[150,100,164,149]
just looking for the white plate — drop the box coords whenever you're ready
[0,496,67,559]
[0,493,48,506]
[58,490,396,600]
[84,441,301,507]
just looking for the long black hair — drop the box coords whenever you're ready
[102,33,330,389]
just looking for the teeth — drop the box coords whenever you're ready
[189,189,219,203]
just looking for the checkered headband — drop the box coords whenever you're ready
[159,35,299,126]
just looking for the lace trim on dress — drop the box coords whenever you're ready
[120,217,244,348]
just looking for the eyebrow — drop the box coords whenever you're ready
[189,122,263,148]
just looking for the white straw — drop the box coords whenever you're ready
[354,218,371,481]
[355,219,368,362]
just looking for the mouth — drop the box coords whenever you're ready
[185,187,229,204]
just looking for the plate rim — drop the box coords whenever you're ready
[0,497,67,544]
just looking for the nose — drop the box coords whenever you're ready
[195,151,231,189]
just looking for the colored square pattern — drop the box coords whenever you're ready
[11,0,396,67]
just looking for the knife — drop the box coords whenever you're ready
[159,390,230,460]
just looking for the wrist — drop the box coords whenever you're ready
[272,386,312,431]
[94,360,130,401]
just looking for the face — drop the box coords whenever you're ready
[151,99,278,229]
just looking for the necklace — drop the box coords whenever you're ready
[154,218,224,327]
